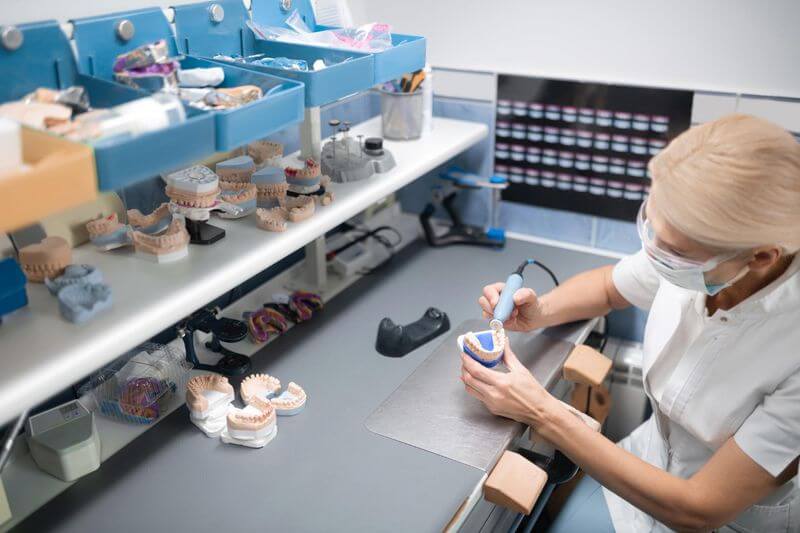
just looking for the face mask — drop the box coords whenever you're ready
[636,200,749,295]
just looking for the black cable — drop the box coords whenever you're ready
[327,225,401,261]
[516,258,560,287]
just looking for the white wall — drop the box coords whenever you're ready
[348,0,800,99]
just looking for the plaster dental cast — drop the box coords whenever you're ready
[464,115,800,532]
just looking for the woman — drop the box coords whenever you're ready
[463,114,800,532]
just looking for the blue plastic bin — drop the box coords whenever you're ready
[0,258,27,318]
[0,21,216,191]
[71,8,305,151]
[173,0,374,107]
[248,0,426,84]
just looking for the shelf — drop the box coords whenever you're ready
[0,116,488,426]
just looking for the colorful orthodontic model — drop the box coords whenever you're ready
[243,307,290,343]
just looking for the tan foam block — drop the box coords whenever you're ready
[483,451,548,515]
[571,383,612,425]
[563,345,612,387]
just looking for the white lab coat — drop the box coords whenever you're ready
[603,250,800,532]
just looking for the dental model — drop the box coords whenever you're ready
[86,213,132,251]
[256,207,288,232]
[241,374,307,416]
[244,307,290,343]
[18,236,71,283]
[57,282,112,323]
[45,264,103,295]
[220,403,277,448]
[457,327,507,368]
[165,165,220,208]
[247,140,283,169]
[186,374,235,437]
[131,218,190,263]
[285,196,315,221]
[251,166,288,208]
[285,159,321,194]
[218,181,257,218]
[216,155,256,183]
[127,203,172,234]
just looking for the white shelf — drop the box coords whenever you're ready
[0,117,488,427]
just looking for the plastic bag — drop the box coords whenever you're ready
[246,16,393,53]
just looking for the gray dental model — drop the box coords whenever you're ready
[321,120,396,183]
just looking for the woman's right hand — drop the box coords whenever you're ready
[478,282,542,332]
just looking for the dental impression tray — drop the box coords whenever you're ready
[457,327,507,368]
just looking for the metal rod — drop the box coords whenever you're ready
[0,408,29,474]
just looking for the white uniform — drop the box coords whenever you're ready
[604,250,800,532]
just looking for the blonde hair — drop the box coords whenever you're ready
[649,114,800,254]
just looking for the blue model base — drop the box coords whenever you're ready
[0,258,28,318]
[457,333,504,368]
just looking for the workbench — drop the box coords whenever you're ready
[14,237,616,532]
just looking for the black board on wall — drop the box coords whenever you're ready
[495,75,693,221]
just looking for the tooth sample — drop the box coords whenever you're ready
[127,203,172,234]
[86,213,132,251]
[186,374,235,437]
[457,328,507,368]
[18,236,71,283]
[271,382,307,416]
[220,403,277,448]
[240,373,281,408]
[285,158,321,194]
[131,218,190,263]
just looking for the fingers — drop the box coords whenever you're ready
[482,283,505,309]
[478,295,493,317]
[461,353,501,386]
[512,287,538,307]
[502,344,525,371]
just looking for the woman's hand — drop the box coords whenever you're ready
[460,344,558,427]
[478,282,542,332]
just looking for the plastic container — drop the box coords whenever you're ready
[613,111,632,130]
[630,137,648,155]
[609,158,626,175]
[511,123,526,140]
[561,106,577,123]
[495,143,510,160]
[494,164,509,179]
[512,101,528,117]
[496,121,511,137]
[380,88,423,140]
[573,175,589,192]
[497,99,512,115]
[578,108,595,125]
[525,146,541,164]
[556,173,573,190]
[545,104,561,121]
[589,178,606,195]
[576,130,593,148]
[528,103,544,119]
[575,153,591,171]
[527,124,543,142]
[524,168,540,186]
[540,171,557,188]
[544,127,560,144]
[510,144,526,162]
[542,149,558,166]
[611,134,629,152]
[79,343,192,425]
[594,133,611,151]
[558,151,574,168]
[559,128,576,146]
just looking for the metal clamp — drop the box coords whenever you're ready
[208,3,225,23]
[0,26,23,51]
[115,19,135,41]
[280,0,292,12]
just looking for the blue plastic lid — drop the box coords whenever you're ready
[489,175,508,185]
[0,258,26,296]
[486,228,506,242]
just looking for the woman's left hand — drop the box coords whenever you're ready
[460,344,558,426]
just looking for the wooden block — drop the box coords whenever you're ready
[563,345,612,387]
[571,383,612,426]
[483,451,548,515]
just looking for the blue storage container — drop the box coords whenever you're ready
[0,258,27,319]
[247,0,426,84]
[0,21,216,191]
[173,0,374,107]
[71,8,305,151]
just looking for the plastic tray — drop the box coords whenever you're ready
[0,20,215,192]
[78,343,192,425]
[0,127,97,233]
[173,0,374,107]
[71,8,305,151]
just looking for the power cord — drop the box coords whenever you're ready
[327,223,404,276]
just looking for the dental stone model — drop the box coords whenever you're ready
[131,218,190,263]
[165,165,220,208]
[256,207,288,232]
[127,203,172,234]
[457,327,507,368]
[18,236,71,283]
[44,264,103,295]
[218,182,257,218]
[86,213,133,251]
[186,374,235,437]
[251,166,288,208]
[57,282,113,324]
[220,402,277,448]
[255,196,315,232]
[216,155,256,183]
[241,374,307,416]
[247,140,283,169]
[285,159,322,194]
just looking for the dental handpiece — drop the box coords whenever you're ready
[490,270,525,331]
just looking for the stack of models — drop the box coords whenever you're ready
[186,373,307,448]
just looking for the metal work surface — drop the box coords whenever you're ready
[15,238,614,533]
[366,320,575,471]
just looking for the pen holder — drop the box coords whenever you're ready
[379,88,423,141]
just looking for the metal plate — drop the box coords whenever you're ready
[366,319,576,472]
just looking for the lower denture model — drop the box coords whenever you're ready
[186,374,235,437]
[216,155,256,183]
[255,195,315,232]
[218,181,257,217]
[457,327,507,368]
[247,140,283,169]
[18,236,71,283]
[165,165,220,208]
[220,402,277,448]
[241,374,307,416]
[127,203,172,234]
[86,213,132,251]
[131,218,190,263]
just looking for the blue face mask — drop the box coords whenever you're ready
[647,254,749,295]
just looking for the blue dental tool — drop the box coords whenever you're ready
[489,259,559,331]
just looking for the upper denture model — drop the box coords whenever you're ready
[285,159,322,194]
[457,327,507,368]
[186,374,235,437]
[165,165,220,208]
[18,236,71,283]
[216,155,256,183]
[131,218,190,263]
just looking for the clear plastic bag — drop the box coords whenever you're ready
[247,15,393,53]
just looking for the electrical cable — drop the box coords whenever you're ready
[327,224,404,276]
[515,258,560,287]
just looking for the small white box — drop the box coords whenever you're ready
[0,118,22,176]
